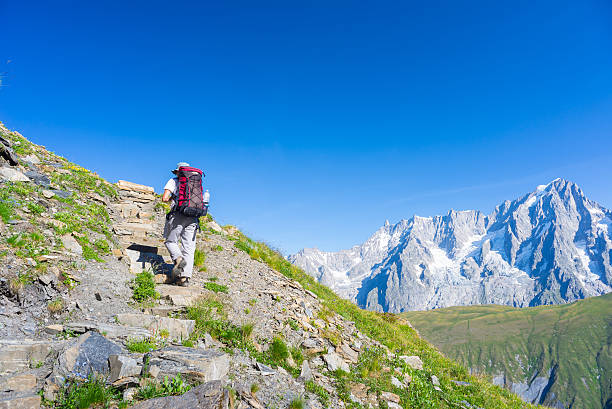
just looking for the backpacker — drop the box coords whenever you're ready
[174,166,208,218]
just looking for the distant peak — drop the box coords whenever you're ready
[384,219,390,227]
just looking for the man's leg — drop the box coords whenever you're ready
[164,215,185,280]
[178,220,197,279]
[164,216,183,260]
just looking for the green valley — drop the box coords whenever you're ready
[403,294,612,409]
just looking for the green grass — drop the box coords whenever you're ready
[132,270,159,302]
[194,248,206,271]
[186,295,248,348]
[126,337,159,353]
[0,200,14,223]
[269,336,289,364]
[305,380,330,406]
[403,293,612,409]
[27,201,46,216]
[289,397,305,409]
[136,374,191,400]
[232,233,539,409]
[203,282,228,293]
[51,375,120,409]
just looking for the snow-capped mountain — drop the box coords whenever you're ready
[289,179,612,312]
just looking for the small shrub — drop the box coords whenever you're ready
[290,346,304,366]
[305,380,330,406]
[194,248,206,270]
[248,298,257,306]
[214,245,223,252]
[203,282,228,293]
[182,339,195,348]
[54,375,119,409]
[208,276,218,282]
[250,383,260,395]
[289,397,305,409]
[285,318,299,331]
[126,337,158,353]
[48,298,64,314]
[132,270,159,302]
[241,323,254,341]
[27,202,46,216]
[136,374,190,400]
[94,238,111,255]
[269,336,289,364]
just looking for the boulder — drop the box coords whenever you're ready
[298,360,313,381]
[391,376,403,389]
[55,331,122,380]
[129,380,227,409]
[109,354,142,382]
[0,374,37,393]
[337,343,359,363]
[146,347,229,384]
[256,362,275,376]
[0,167,29,182]
[399,355,423,370]
[60,235,82,255]
[381,391,400,403]
[0,340,57,375]
[0,394,41,409]
[24,170,50,188]
[117,180,155,194]
[22,154,40,164]
[322,351,349,372]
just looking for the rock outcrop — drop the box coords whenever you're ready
[291,179,612,312]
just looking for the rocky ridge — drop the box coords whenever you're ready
[0,122,536,409]
[290,179,612,312]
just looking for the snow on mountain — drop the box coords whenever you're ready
[289,179,612,312]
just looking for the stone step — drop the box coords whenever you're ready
[0,340,63,376]
[63,322,151,339]
[117,180,155,194]
[145,306,186,317]
[115,313,195,340]
[157,285,204,307]
[0,393,41,409]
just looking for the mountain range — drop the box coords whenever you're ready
[290,179,612,312]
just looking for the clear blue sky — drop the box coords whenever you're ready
[1,1,611,254]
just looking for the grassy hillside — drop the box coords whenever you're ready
[403,294,612,409]
[0,121,540,408]
[231,234,541,408]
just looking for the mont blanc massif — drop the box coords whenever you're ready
[290,179,612,312]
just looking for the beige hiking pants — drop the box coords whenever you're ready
[163,213,198,278]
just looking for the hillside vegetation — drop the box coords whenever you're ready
[0,121,542,408]
[403,294,612,409]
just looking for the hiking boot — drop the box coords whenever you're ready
[176,277,190,287]
[171,257,186,281]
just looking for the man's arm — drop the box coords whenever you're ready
[162,189,173,203]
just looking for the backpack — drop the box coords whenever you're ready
[174,166,208,218]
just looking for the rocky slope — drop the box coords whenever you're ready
[0,122,538,409]
[290,180,612,312]
[403,293,612,409]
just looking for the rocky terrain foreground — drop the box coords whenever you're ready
[0,123,538,409]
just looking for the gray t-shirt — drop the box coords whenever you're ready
[163,177,179,207]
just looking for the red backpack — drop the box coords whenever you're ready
[174,166,208,218]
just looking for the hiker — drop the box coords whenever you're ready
[162,162,209,286]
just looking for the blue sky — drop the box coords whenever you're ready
[1,1,611,254]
